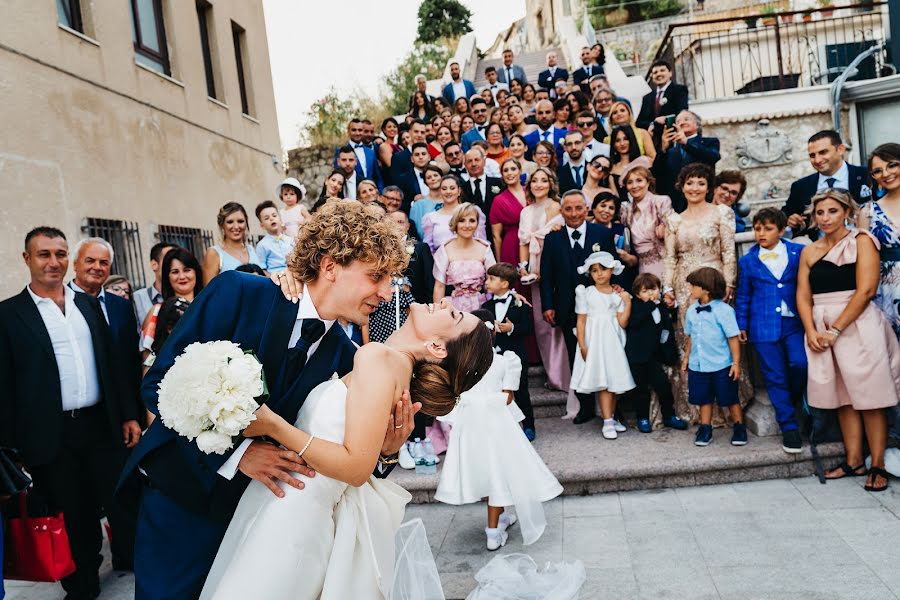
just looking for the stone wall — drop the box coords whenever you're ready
[285,145,335,207]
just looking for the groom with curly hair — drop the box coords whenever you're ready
[122,202,415,599]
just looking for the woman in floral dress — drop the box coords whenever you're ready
[433,203,496,312]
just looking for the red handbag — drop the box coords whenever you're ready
[4,491,76,582]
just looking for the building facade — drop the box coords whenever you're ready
[0,0,282,296]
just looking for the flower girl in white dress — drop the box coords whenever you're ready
[570,252,636,440]
[435,309,563,551]
[200,299,493,600]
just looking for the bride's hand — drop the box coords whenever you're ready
[380,390,421,458]
[270,270,302,303]
[243,404,281,438]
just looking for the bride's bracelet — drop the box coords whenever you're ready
[297,435,315,458]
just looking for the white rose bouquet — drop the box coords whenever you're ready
[157,341,268,455]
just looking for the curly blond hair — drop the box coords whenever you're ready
[287,201,409,283]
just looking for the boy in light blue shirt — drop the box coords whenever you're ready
[254,200,295,273]
[682,266,746,447]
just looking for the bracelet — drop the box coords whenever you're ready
[826,328,842,338]
[297,435,315,458]
[830,325,843,335]
[378,453,399,466]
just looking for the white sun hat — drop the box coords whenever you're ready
[577,251,624,275]
[277,177,306,201]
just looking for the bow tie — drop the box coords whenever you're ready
[493,295,511,303]
[759,251,779,261]
[353,143,365,149]
[695,305,712,313]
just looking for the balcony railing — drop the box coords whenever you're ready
[651,3,890,102]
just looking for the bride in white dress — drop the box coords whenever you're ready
[200,298,494,600]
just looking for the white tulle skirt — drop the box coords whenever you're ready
[465,554,586,600]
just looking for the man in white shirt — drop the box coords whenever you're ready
[482,66,508,104]
[0,226,141,597]
[133,241,175,323]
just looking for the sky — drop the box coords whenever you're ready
[262,0,524,149]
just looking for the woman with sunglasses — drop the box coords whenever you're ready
[583,155,616,201]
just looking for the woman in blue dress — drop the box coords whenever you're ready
[202,202,265,285]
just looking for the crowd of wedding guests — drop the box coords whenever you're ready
[4,44,900,599]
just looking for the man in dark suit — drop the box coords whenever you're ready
[523,100,568,160]
[462,147,505,219]
[593,88,615,139]
[573,46,604,90]
[497,49,527,87]
[537,50,569,94]
[657,110,721,211]
[483,263,536,439]
[389,210,435,304]
[333,119,382,192]
[540,192,618,424]
[460,97,490,152]
[556,131,590,194]
[781,130,872,238]
[442,61,477,104]
[67,237,142,570]
[0,227,140,600]
[390,119,428,185]
[636,60,689,130]
[395,142,432,213]
[122,203,416,599]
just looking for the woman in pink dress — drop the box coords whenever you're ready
[619,164,672,278]
[433,203,496,312]
[518,168,573,400]
[490,158,528,263]
[422,175,487,252]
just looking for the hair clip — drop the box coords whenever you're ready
[454,395,461,406]
[484,321,495,331]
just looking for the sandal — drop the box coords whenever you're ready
[864,467,890,493]
[824,462,867,480]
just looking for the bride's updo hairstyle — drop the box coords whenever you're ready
[411,311,494,417]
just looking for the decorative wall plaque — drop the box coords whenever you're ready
[734,119,794,169]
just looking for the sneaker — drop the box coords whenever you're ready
[731,423,748,446]
[398,442,415,470]
[613,419,627,433]
[485,527,508,551]
[663,415,688,430]
[602,419,618,440]
[782,429,802,454]
[695,424,713,446]
[524,428,536,442]
[498,512,518,532]
[637,418,653,433]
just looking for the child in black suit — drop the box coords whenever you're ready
[483,263,536,440]
[625,273,688,433]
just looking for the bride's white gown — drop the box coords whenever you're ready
[200,379,424,600]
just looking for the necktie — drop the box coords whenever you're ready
[571,228,582,250]
[655,89,663,114]
[695,305,712,313]
[286,319,326,380]
[541,131,550,141]
[507,68,513,83]
[472,178,484,207]
[760,251,779,261]
[598,115,605,131]
[572,165,583,187]
[826,177,837,189]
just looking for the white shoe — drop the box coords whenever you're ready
[398,443,415,470]
[498,511,518,533]
[485,527,508,551]
[614,419,627,433]
[602,420,618,440]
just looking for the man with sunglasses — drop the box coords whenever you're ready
[461,97,491,152]
[564,111,609,166]
[439,141,467,178]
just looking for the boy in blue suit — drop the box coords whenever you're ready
[735,208,808,454]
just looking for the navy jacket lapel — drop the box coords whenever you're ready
[257,293,297,398]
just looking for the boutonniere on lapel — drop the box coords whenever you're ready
[592,243,601,252]
[514,298,523,308]
[660,97,668,107]
[491,185,500,194]
[405,241,416,256]
[860,185,872,199]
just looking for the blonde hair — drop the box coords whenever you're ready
[609,100,636,126]
[287,201,409,283]
[449,202,480,232]
[806,188,858,223]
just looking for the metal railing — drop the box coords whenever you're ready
[156,224,214,264]
[81,217,146,288]
[651,3,889,102]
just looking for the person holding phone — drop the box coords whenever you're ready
[657,110,720,212]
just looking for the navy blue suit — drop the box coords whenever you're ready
[523,127,567,161]
[572,64,604,87]
[334,144,383,191]
[123,271,358,599]
[781,163,871,237]
[540,224,617,418]
[735,241,807,432]
[442,79,477,104]
[636,83,689,129]
[482,296,534,429]
[538,67,569,91]
[461,125,488,152]
[556,162,589,195]
[103,291,144,425]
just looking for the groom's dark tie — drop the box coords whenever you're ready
[285,319,326,382]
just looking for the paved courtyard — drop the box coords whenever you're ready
[5,476,899,599]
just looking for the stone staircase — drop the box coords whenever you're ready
[472,47,562,89]
[390,366,845,503]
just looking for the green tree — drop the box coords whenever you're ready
[381,43,452,115]
[300,88,356,147]
[416,0,472,44]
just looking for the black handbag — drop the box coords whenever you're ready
[0,448,31,496]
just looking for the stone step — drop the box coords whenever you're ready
[390,416,845,503]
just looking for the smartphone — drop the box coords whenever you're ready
[665,114,676,128]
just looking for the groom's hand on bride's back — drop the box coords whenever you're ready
[238,441,315,497]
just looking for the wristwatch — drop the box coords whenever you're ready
[378,453,399,466]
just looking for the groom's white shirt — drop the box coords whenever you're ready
[218,285,336,480]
